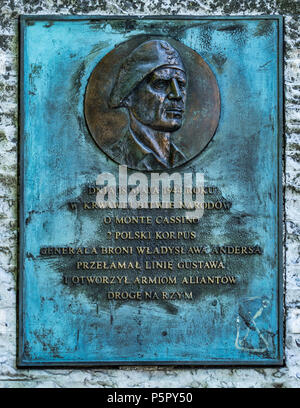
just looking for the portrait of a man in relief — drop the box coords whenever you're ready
[108,40,187,171]
[85,36,220,171]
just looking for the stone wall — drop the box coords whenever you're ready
[0,0,299,388]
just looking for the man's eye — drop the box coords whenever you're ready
[153,80,168,89]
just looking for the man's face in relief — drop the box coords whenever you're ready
[125,67,187,132]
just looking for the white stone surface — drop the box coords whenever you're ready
[288,310,300,334]
[0,0,299,388]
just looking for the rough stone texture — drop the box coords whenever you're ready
[0,0,299,388]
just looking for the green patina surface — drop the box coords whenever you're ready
[19,16,283,366]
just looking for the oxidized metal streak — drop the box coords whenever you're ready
[84,36,220,170]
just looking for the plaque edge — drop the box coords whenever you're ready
[17,14,285,369]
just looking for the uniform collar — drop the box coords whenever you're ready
[111,129,186,170]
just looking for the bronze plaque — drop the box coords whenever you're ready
[19,16,283,366]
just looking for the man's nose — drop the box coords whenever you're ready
[168,78,182,100]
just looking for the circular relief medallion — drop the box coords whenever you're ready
[85,35,220,171]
